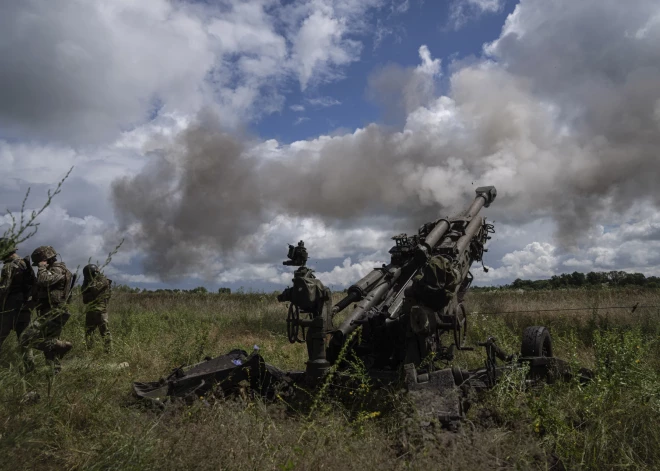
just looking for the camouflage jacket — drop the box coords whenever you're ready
[82,274,112,313]
[35,261,72,309]
[0,255,34,302]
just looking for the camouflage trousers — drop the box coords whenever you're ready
[0,295,34,366]
[85,310,111,351]
[19,306,71,372]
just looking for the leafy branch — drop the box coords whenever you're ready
[0,167,73,259]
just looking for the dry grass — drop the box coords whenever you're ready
[1,288,659,470]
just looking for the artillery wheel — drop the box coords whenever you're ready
[453,303,467,349]
[521,326,553,357]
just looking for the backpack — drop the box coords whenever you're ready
[290,267,327,312]
[411,255,460,310]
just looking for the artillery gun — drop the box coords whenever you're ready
[134,186,584,426]
[271,186,575,424]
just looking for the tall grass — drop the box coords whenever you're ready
[0,288,659,470]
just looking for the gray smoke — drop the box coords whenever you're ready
[111,0,660,279]
[366,45,441,124]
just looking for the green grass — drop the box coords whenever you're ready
[1,288,659,470]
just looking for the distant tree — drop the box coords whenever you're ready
[571,271,586,287]
[627,273,646,286]
[218,287,231,294]
[190,286,208,294]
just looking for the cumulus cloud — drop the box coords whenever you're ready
[478,203,660,283]
[477,242,559,282]
[5,0,660,289]
[0,205,113,271]
[448,0,505,30]
[112,0,660,285]
[267,256,387,289]
[0,0,217,144]
[0,0,384,144]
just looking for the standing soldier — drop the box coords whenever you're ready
[0,238,35,367]
[82,264,112,352]
[19,245,74,373]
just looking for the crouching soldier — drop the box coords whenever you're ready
[19,246,74,373]
[82,264,112,352]
[0,239,35,369]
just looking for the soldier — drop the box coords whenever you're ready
[82,264,112,351]
[19,245,73,373]
[0,238,35,367]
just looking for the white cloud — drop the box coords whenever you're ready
[306,97,342,107]
[5,0,660,290]
[448,0,504,30]
[476,242,559,283]
[290,104,306,112]
[1,206,111,272]
[267,256,386,288]
[0,0,217,143]
[292,11,358,89]
[0,0,386,143]
[304,257,387,288]
[416,45,441,77]
[475,204,660,284]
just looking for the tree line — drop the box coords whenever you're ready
[474,271,660,291]
[111,270,660,295]
[112,285,233,294]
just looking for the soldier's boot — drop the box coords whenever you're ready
[43,348,60,375]
[52,340,73,359]
[44,341,72,375]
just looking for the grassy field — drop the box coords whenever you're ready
[1,288,660,470]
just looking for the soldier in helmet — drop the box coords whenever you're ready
[0,238,35,367]
[82,264,112,351]
[19,245,74,373]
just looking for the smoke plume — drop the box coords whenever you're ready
[111,0,660,279]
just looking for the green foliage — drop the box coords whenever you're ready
[472,270,660,292]
[1,288,660,470]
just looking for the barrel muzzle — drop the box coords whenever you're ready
[475,186,497,208]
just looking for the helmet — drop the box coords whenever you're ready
[0,238,18,258]
[31,246,57,266]
[83,264,100,279]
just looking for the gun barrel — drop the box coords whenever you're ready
[335,266,402,339]
[455,216,485,255]
[332,265,390,315]
[466,186,497,216]
[415,186,497,263]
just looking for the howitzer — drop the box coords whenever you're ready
[280,186,497,382]
[134,186,591,428]
[272,185,589,425]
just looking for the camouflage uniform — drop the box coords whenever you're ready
[82,264,112,351]
[19,246,73,372]
[0,246,35,364]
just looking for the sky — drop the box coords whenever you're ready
[2,0,660,292]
